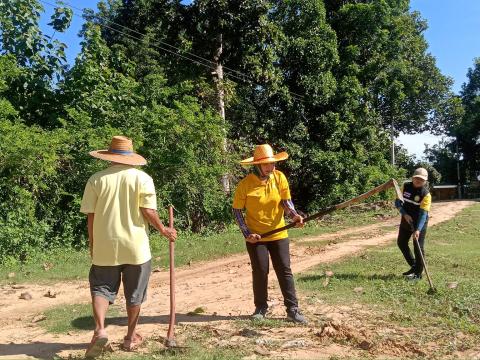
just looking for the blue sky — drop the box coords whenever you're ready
[399,0,480,157]
[39,0,480,158]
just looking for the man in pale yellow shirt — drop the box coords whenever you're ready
[80,136,177,357]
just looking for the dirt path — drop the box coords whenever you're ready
[0,200,475,359]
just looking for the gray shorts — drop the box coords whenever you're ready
[89,260,152,306]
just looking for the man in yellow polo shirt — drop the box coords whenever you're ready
[80,136,176,357]
[233,144,307,324]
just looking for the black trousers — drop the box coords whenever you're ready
[397,221,428,275]
[246,238,298,310]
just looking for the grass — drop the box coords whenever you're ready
[53,341,246,360]
[0,205,397,285]
[297,202,480,356]
[92,342,247,360]
[41,303,122,334]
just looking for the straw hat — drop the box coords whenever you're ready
[412,167,428,181]
[89,136,147,166]
[240,144,288,165]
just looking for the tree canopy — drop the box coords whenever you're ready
[0,0,456,262]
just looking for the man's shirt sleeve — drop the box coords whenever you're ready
[139,176,157,209]
[80,180,97,214]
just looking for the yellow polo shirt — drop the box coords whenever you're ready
[232,170,291,241]
[80,165,156,266]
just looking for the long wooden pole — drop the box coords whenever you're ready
[166,206,176,346]
[260,179,398,238]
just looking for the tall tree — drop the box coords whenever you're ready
[0,0,72,127]
[458,59,480,180]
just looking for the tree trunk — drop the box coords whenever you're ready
[213,33,230,193]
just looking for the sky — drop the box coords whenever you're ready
[399,0,480,158]
[38,0,480,159]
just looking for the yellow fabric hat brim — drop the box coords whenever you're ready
[89,150,147,166]
[240,152,289,165]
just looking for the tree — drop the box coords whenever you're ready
[0,0,72,127]
[324,0,451,135]
[458,59,480,180]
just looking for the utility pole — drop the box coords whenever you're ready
[391,117,395,166]
[456,139,461,199]
[213,33,230,194]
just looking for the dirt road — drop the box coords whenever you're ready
[0,200,475,359]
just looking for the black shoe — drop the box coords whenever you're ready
[286,307,308,324]
[406,273,422,282]
[402,267,416,276]
[251,306,268,320]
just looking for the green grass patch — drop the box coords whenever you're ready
[297,202,480,349]
[41,303,122,334]
[96,343,246,360]
[1,206,397,285]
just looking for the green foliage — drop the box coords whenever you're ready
[297,204,480,354]
[426,59,480,184]
[457,59,480,181]
[0,118,64,261]
[0,0,455,262]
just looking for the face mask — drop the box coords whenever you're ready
[253,165,268,180]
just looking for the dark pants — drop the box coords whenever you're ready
[246,238,298,310]
[397,221,428,275]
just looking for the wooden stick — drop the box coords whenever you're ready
[413,236,436,292]
[166,206,176,346]
[260,179,396,238]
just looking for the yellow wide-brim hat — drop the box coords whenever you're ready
[240,144,288,165]
[89,136,147,166]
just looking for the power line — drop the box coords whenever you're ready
[59,0,260,85]
[39,0,307,103]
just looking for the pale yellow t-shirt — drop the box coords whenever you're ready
[80,165,157,266]
[232,170,291,241]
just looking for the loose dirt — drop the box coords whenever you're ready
[0,200,475,359]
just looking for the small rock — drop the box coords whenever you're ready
[255,338,275,346]
[447,282,458,289]
[7,272,15,279]
[152,267,162,273]
[325,270,334,277]
[317,325,337,338]
[44,290,56,298]
[359,340,373,350]
[281,339,308,349]
[238,328,261,338]
[254,346,271,356]
[353,287,364,294]
[32,315,46,323]
[19,292,32,300]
